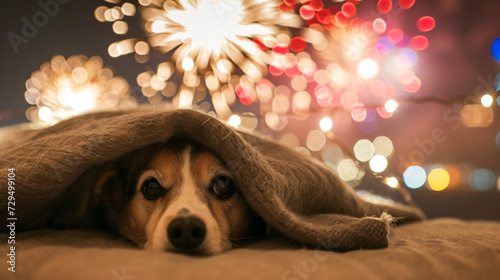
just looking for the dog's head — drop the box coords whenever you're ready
[87,139,262,255]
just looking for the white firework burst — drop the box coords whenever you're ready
[143,0,296,80]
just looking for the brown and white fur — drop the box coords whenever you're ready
[53,138,263,256]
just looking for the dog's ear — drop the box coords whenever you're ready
[90,163,124,210]
[49,164,105,228]
[88,162,132,230]
[50,162,127,228]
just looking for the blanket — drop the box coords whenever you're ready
[1,219,500,279]
[0,107,424,251]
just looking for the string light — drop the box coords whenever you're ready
[306,130,327,151]
[481,94,494,107]
[384,99,399,113]
[427,168,450,191]
[319,116,333,131]
[228,114,241,127]
[338,159,360,181]
[469,169,496,191]
[403,166,427,189]
[353,139,375,162]
[386,177,399,188]
[373,136,394,157]
[369,154,388,173]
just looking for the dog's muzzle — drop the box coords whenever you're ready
[167,216,206,251]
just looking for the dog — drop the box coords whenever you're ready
[53,138,264,256]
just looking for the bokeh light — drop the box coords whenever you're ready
[338,159,359,181]
[460,104,494,127]
[228,114,241,127]
[496,131,500,150]
[403,166,427,189]
[388,29,403,43]
[38,106,52,122]
[112,20,128,34]
[280,133,299,148]
[377,0,392,14]
[386,176,398,188]
[481,94,493,107]
[492,37,500,61]
[351,103,367,122]
[122,2,136,16]
[446,165,461,189]
[239,113,258,130]
[306,130,327,151]
[399,0,416,10]
[322,144,344,166]
[411,35,429,51]
[373,136,394,157]
[357,58,379,79]
[469,169,496,191]
[417,16,436,32]
[373,18,387,34]
[342,2,356,18]
[319,117,333,131]
[295,147,311,156]
[290,37,307,52]
[354,139,375,162]
[384,99,399,113]
[369,155,388,173]
[427,168,450,191]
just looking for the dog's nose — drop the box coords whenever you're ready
[167,216,206,250]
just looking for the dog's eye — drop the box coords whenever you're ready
[141,178,165,200]
[209,175,236,200]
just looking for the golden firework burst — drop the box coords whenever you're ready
[24,55,136,123]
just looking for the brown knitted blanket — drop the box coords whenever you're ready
[0,107,424,252]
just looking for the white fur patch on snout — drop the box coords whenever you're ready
[145,147,223,254]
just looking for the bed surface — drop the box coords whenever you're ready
[1,218,499,280]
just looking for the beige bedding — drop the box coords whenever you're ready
[1,218,499,280]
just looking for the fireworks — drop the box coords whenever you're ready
[248,0,435,133]
[142,0,300,116]
[24,55,136,123]
[145,0,292,77]
[93,0,435,126]
[90,0,500,193]
[96,0,301,117]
